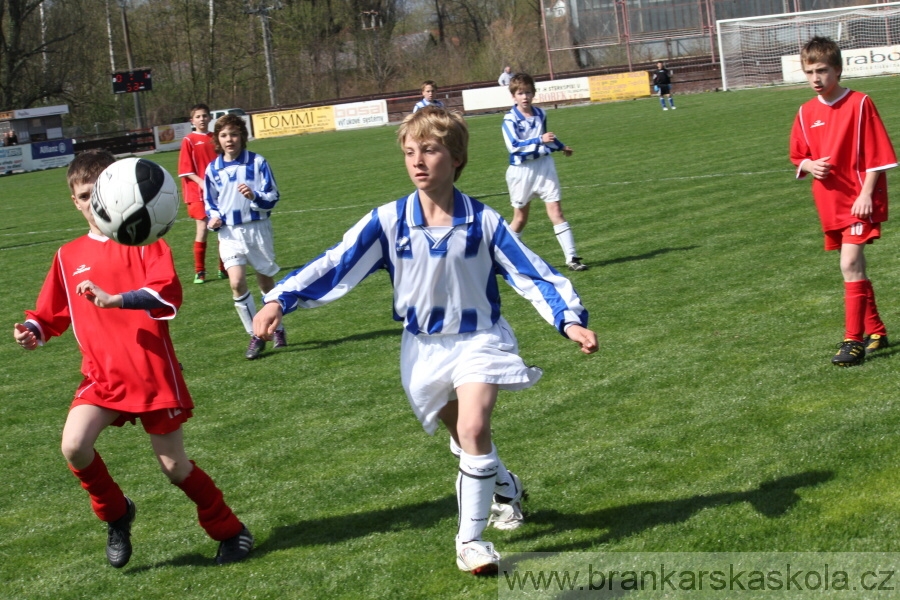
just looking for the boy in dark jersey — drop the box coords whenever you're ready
[790,36,897,366]
[13,150,253,567]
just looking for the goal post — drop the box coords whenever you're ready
[716,2,900,91]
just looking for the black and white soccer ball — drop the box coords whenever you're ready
[90,157,179,246]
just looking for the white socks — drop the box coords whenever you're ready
[456,449,498,544]
[234,291,257,335]
[450,438,513,495]
[553,221,578,262]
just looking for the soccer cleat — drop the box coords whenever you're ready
[106,497,136,568]
[662,107,668,111]
[490,472,525,531]
[218,270,228,280]
[671,106,677,110]
[273,328,287,349]
[193,271,206,284]
[215,525,254,565]
[245,336,266,360]
[832,339,865,367]
[864,334,888,355]
[456,540,500,575]
[567,257,588,272]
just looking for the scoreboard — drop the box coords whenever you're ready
[112,69,152,94]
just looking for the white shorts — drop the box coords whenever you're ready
[218,220,279,277]
[506,157,561,208]
[400,317,543,435]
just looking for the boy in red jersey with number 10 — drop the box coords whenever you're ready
[13,150,253,568]
[790,36,898,366]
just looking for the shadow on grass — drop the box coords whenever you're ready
[513,470,834,553]
[596,245,699,268]
[253,495,458,557]
[285,328,401,351]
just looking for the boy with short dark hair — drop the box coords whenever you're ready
[205,114,286,360]
[13,149,253,568]
[253,108,598,575]
[178,103,226,283]
[413,80,445,113]
[502,73,586,271]
[790,36,897,366]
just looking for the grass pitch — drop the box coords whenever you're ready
[2,77,900,599]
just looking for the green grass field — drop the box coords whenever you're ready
[2,78,900,599]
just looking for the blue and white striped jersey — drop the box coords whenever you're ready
[265,189,589,336]
[412,99,445,113]
[502,105,566,166]
[204,149,279,226]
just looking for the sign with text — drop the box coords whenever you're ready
[589,71,652,102]
[782,44,900,83]
[463,76,592,112]
[153,122,193,152]
[333,100,388,131]
[251,106,335,139]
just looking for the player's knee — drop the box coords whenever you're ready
[159,456,191,483]
[60,436,93,466]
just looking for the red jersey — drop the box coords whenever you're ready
[178,131,218,204]
[790,89,897,232]
[25,235,193,414]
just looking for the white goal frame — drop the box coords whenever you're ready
[717,2,900,91]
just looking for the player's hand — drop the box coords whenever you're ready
[851,192,873,219]
[566,324,598,354]
[75,280,122,308]
[253,302,284,341]
[237,183,255,200]
[562,146,573,157]
[806,156,833,180]
[13,323,38,350]
[208,216,223,231]
[541,132,557,144]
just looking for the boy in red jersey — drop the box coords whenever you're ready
[12,150,253,567]
[178,103,226,283]
[790,36,898,366]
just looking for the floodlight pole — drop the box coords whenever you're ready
[245,1,282,107]
[539,0,555,79]
[119,2,144,129]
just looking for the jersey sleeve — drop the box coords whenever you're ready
[138,241,182,320]
[789,109,812,179]
[264,209,387,314]
[204,164,220,219]
[489,217,589,336]
[249,157,280,211]
[860,97,898,173]
[24,250,72,342]
[177,137,195,178]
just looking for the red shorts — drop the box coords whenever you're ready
[70,397,192,434]
[824,222,881,251]
[186,200,207,221]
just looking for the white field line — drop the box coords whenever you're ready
[1,169,790,250]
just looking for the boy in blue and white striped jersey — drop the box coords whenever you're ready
[502,73,586,271]
[253,107,598,575]
[205,114,286,360]
[412,80,445,113]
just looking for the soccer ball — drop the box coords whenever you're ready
[90,157,179,246]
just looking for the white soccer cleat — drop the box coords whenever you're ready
[456,540,501,575]
[490,471,525,531]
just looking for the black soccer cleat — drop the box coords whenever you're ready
[245,336,265,360]
[216,525,254,565]
[864,334,888,356]
[106,497,136,568]
[832,339,865,367]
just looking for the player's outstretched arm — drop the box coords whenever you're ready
[254,302,283,341]
[566,324,598,354]
[13,323,38,350]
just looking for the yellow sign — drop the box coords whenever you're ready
[251,106,335,139]
[589,72,652,103]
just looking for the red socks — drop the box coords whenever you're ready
[193,241,206,273]
[176,462,243,541]
[68,451,127,522]
[863,279,887,337]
